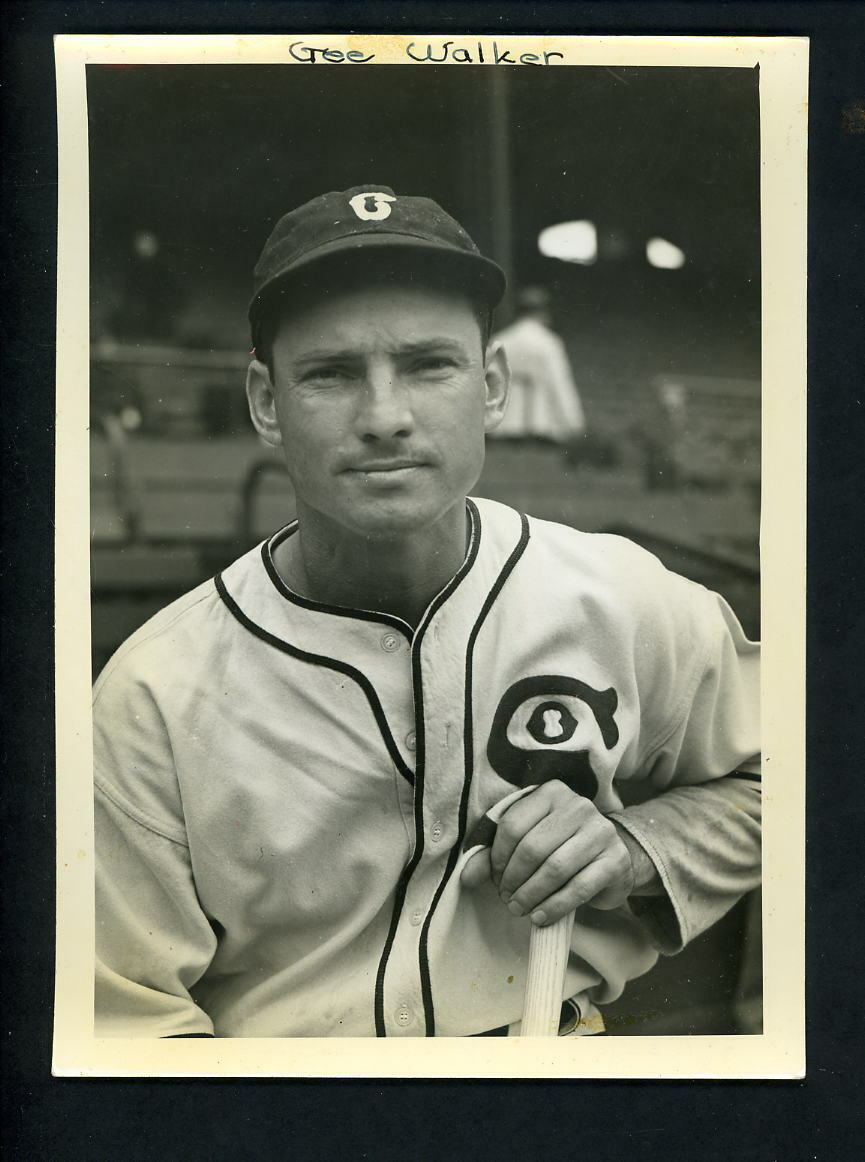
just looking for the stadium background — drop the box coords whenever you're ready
[87,62,762,1037]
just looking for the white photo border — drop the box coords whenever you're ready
[53,32,808,1079]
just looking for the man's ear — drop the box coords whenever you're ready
[482,341,510,433]
[246,359,283,448]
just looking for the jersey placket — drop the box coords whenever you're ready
[376,614,472,1036]
[373,502,531,1037]
[371,509,482,1036]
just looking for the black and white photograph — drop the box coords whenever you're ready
[52,33,807,1078]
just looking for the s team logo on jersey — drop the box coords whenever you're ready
[348,191,397,221]
[486,675,620,801]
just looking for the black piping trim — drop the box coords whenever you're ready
[372,500,482,1037]
[729,769,762,784]
[371,863,419,1037]
[214,573,414,786]
[262,524,413,639]
[418,511,531,1036]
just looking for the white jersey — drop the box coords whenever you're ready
[94,497,760,1037]
[491,316,585,440]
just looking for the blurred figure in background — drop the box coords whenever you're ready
[490,286,586,445]
[91,363,144,542]
[639,376,688,492]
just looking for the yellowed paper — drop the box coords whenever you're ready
[54,32,807,1078]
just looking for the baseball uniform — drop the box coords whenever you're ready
[94,496,760,1038]
[490,315,586,441]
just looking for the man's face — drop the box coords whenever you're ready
[247,278,508,540]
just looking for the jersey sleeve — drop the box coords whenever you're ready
[610,581,761,954]
[640,586,760,789]
[94,660,217,1037]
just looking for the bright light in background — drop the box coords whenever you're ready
[538,220,597,265]
[646,236,686,269]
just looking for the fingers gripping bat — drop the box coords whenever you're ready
[463,787,576,1037]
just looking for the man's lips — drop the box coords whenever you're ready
[343,460,428,473]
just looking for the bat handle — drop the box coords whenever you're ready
[520,909,576,1036]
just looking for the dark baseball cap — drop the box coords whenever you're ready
[249,184,506,347]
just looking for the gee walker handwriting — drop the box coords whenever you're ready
[286,40,564,66]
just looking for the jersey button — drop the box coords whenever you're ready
[430,821,443,843]
[396,1006,412,1026]
[410,909,423,926]
[380,632,401,653]
[405,730,416,751]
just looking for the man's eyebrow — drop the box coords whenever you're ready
[394,337,468,355]
[290,338,469,366]
[290,348,359,368]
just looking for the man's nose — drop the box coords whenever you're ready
[355,361,414,441]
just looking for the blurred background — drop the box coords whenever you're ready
[88,62,761,1037]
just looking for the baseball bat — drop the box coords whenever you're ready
[463,786,577,1036]
[520,908,576,1036]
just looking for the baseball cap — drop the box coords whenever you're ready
[249,184,507,347]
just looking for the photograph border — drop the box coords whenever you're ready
[52,31,807,1080]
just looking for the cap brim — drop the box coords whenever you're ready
[249,232,506,332]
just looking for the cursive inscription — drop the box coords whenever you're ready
[286,40,564,66]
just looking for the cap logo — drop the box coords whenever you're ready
[348,192,396,221]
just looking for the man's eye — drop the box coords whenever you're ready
[413,356,456,373]
[302,366,348,383]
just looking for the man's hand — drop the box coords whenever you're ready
[460,780,640,927]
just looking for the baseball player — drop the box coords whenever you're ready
[94,185,760,1038]
[490,285,586,443]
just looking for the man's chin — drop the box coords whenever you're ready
[328,489,461,540]
[345,504,444,538]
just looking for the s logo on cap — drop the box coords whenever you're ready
[349,192,397,221]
